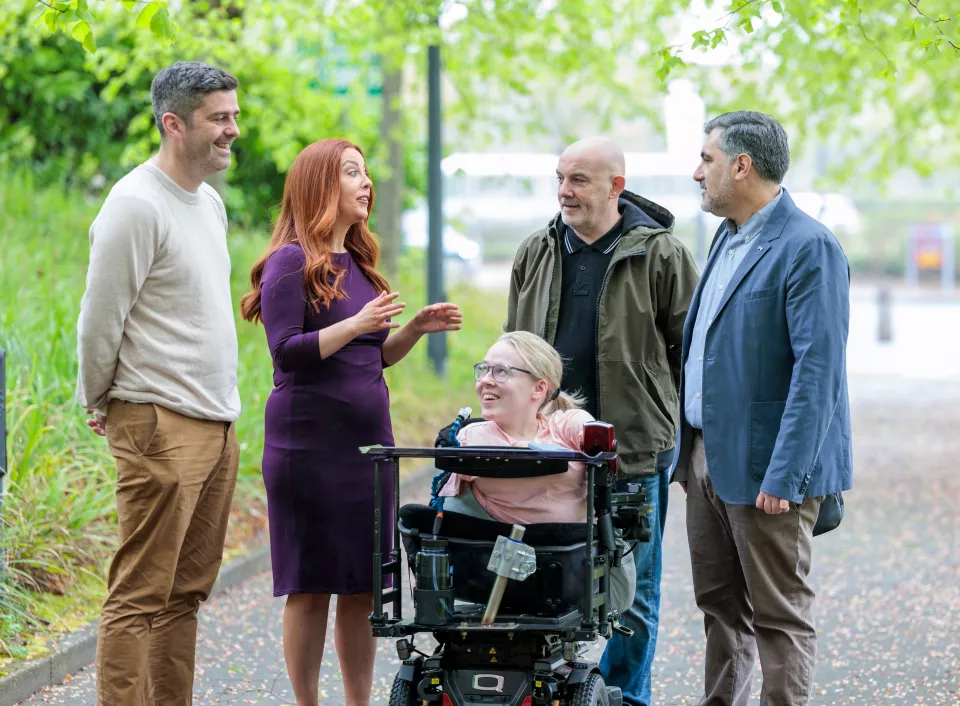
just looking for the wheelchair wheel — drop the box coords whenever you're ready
[567,671,610,706]
[388,672,417,706]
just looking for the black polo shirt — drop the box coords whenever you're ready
[553,217,623,419]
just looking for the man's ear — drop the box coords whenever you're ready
[732,153,753,182]
[160,112,187,140]
[611,174,626,198]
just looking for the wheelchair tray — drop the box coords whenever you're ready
[359,445,616,479]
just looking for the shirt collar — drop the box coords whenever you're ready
[564,216,624,255]
[724,188,784,245]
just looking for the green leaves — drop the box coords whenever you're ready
[692,28,727,50]
[33,0,174,52]
[70,19,95,52]
[656,49,686,82]
[135,2,161,29]
[16,0,960,193]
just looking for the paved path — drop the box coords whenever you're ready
[18,375,959,705]
[16,286,960,705]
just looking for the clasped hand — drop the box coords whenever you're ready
[86,408,106,436]
[756,490,790,515]
[680,484,790,515]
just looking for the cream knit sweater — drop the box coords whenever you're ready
[76,161,241,422]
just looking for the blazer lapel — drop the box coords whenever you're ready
[708,189,797,326]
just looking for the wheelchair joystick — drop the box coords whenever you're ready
[447,406,472,446]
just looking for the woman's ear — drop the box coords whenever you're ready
[533,378,549,401]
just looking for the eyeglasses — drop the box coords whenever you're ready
[473,362,537,383]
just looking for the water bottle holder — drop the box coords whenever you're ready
[414,587,456,626]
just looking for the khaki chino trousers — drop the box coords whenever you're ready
[98,400,239,706]
[687,430,822,706]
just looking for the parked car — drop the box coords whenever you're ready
[401,206,483,276]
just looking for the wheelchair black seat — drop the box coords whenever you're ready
[399,504,596,618]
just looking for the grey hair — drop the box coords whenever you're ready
[151,61,238,137]
[703,111,790,184]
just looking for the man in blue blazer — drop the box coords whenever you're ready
[672,111,853,706]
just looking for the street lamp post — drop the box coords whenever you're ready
[427,41,446,375]
[0,347,6,495]
[1,347,7,576]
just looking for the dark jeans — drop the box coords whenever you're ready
[599,449,673,706]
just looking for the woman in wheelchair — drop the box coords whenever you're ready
[436,330,635,613]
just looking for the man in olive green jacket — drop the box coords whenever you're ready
[505,137,699,706]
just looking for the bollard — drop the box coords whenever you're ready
[877,286,893,343]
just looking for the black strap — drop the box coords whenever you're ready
[434,417,486,448]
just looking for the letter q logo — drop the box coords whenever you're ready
[472,674,505,693]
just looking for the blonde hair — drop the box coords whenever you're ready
[497,331,586,415]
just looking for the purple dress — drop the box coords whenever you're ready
[260,244,394,596]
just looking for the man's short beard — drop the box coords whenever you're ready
[704,180,735,217]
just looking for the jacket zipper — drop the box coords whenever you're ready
[542,228,561,341]
[594,247,646,422]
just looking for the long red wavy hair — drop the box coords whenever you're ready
[240,139,389,324]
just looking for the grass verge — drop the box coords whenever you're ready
[0,172,504,673]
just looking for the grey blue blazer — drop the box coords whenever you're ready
[672,189,854,505]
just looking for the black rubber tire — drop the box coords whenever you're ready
[567,671,610,706]
[388,672,417,706]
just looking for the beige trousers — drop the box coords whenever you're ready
[97,400,239,706]
[687,430,822,706]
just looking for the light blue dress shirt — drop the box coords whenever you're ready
[684,190,784,429]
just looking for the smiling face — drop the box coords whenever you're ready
[475,340,548,430]
[336,148,373,227]
[178,89,240,176]
[693,127,737,218]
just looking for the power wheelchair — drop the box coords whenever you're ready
[364,419,652,706]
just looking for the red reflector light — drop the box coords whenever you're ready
[441,694,454,706]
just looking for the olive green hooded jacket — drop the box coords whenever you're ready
[505,191,700,476]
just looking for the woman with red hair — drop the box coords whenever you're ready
[241,138,461,706]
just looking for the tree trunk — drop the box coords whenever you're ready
[377,64,404,279]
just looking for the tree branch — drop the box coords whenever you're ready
[858,9,897,71]
[719,0,765,28]
[907,0,959,52]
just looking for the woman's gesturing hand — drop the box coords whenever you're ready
[351,292,405,335]
[410,302,463,335]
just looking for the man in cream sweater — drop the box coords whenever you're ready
[76,61,241,706]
